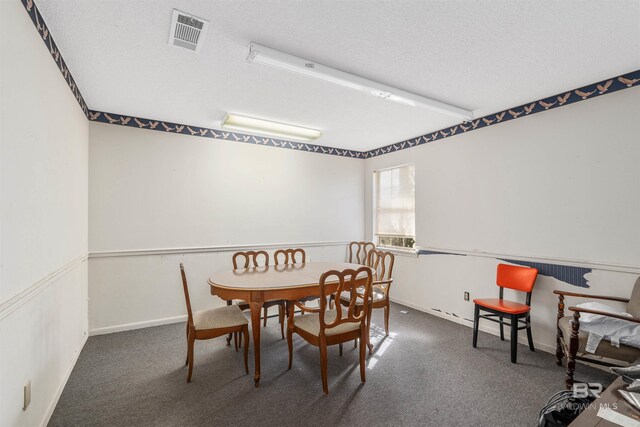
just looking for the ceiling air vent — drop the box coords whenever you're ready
[168,9,209,53]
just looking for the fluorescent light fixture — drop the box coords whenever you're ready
[222,113,322,142]
[247,43,474,121]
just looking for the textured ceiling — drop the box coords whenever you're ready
[36,0,640,151]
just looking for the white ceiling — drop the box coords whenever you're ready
[36,0,640,151]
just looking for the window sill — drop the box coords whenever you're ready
[377,246,418,258]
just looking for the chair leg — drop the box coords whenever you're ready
[185,323,190,365]
[556,331,564,366]
[359,327,367,384]
[239,331,242,348]
[226,301,233,346]
[242,327,249,374]
[510,314,518,363]
[367,305,373,355]
[472,305,480,348]
[234,332,238,351]
[566,311,581,389]
[526,315,535,352]
[499,316,504,341]
[339,343,343,356]
[287,325,293,370]
[556,294,565,366]
[384,302,390,336]
[278,304,285,340]
[263,307,268,327]
[187,332,195,382]
[319,338,329,394]
[354,338,358,348]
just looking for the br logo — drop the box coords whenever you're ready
[572,383,603,399]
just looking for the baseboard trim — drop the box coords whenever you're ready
[0,254,88,321]
[89,241,350,258]
[89,315,187,336]
[390,296,556,354]
[41,331,89,427]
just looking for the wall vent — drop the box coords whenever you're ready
[168,9,209,53]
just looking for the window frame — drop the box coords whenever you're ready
[372,163,416,253]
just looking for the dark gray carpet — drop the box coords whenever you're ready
[49,303,613,427]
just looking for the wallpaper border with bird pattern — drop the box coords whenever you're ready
[19,0,640,159]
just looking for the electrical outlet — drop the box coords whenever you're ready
[23,381,31,410]
[464,291,470,301]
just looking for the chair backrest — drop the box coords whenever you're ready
[232,250,269,269]
[348,241,375,265]
[496,264,538,304]
[318,267,372,333]
[628,276,640,318]
[180,263,194,328]
[367,249,395,295]
[274,248,306,265]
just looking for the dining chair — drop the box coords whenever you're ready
[275,248,314,308]
[554,277,640,389]
[339,249,395,354]
[287,266,373,394]
[472,264,539,363]
[229,250,286,341]
[180,263,249,382]
[274,248,306,265]
[348,241,375,265]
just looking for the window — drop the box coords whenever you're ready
[374,164,415,249]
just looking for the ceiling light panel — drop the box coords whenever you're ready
[222,114,322,142]
[247,43,474,121]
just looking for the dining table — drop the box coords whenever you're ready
[208,261,371,386]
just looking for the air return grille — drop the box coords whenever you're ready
[168,9,209,53]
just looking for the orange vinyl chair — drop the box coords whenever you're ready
[472,264,538,363]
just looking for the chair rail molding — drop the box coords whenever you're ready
[416,245,640,290]
[88,241,352,258]
[19,0,640,159]
[0,254,88,321]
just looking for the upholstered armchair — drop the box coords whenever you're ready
[554,276,640,389]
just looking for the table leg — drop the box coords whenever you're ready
[250,300,263,387]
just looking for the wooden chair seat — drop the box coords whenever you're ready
[473,298,531,315]
[339,287,386,305]
[294,309,361,337]
[193,305,249,331]
[557,316,640,363]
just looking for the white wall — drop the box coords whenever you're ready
[365,87,640,353]
[0,1,89,426]
[88,123,365,332]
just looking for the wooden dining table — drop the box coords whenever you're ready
[208,261,370,386]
